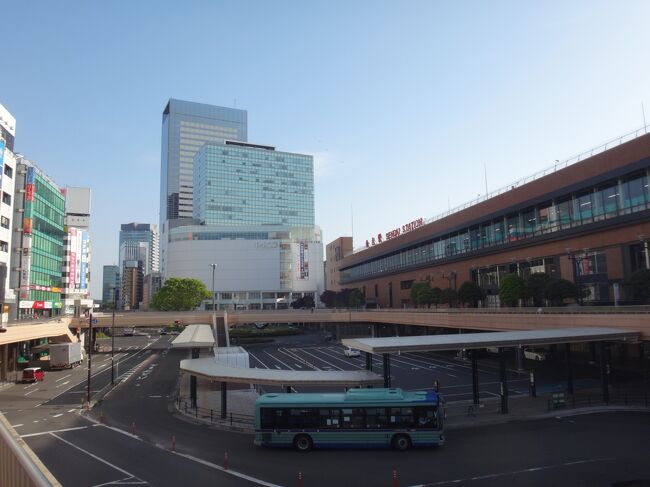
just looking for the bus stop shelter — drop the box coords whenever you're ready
[343,327,640,414]
[172,324,216,407]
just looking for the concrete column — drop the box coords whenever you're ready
[516,347,524,372]
[566,343,574,395]
[383,354,391,388]
[221,381,227,419]
[499,348,509,414]
[365,352,373,371]
[370,324,376,338]
[471,350,479,405]
[0,345,7,382]
[600,342,610,404]
[190,347,199,408]
[286,386,292,393]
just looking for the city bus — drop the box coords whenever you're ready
[254,388,444,451]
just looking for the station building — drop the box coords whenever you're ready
[327,129,650,308]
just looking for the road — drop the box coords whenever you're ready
[2,330,649,486]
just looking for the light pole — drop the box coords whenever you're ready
[210,264,217,333]
[111,306,115,384]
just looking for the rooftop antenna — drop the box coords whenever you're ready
[642,103,647,134]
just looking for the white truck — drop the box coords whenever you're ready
[49,342,83,369]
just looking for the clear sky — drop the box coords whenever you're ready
[2,1,650,299]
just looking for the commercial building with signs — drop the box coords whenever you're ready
[11,160,66,317]
[159,99,247,276]
[327,129,650,308]
[0,103,17,322]
[62,186,92,315]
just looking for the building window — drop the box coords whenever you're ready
[0,216,8,229]
[0,241,7,252]
[400,280,414,290]
[1,192,10,206]
[3,165,12,178]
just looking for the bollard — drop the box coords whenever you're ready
[392,468,399,487]
[131,421,136,435]
[298,471,303,487]
[171,435,176,452]
[224,451,229,470]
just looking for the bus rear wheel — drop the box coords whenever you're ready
[293,434,313,452]
[392,434,411,451]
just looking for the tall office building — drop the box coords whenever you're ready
[193,141,314,226]
[118,223,159,275]
[102,264,119,305]
[0,103,17,323]
[159,99,247,274]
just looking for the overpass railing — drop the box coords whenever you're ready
[175,396,254,428]
[233,306,650,315]
[0,413,61,487]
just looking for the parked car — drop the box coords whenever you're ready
[159,328,168,335]
[123,327,135,336]
[344,348,361,358]
[22,367,45,383]
[524,349,547,361]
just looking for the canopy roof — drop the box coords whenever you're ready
[171,324,215,348]
[180,357,384,386]
[342,327,640,354]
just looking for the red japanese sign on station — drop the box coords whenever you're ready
[366,217,425,248]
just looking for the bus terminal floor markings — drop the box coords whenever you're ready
[246,351,270,369]
[264,350,295,370]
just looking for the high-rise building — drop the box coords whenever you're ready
[11,160,65,318]
[159,99,247,273]
[102,264,119,306]
[0,103,17,323]
[62,186,92,315]
[118,223,159,275]
[118,240,149,309]
[193,141,314,226]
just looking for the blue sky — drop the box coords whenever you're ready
[2,1,650,299]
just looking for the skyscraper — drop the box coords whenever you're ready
[160,99,247,223]
[118,223,159,275]
[102,265,119,305]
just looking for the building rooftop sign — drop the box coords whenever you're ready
[365,217,424,248]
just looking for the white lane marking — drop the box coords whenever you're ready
[421,457,616,485]
[68,409,76,413]
[446,373,458,378]
[277,348,319,370]
[247,351,270,369]
[55,374,72,382]
[33,420,40,423]
[11,424,24,428]
[311,347,365,370]
[22,426,88,437]
[274,365,281,369]
[298,348,344,370]
[56,381,71,388]
[264,350,295,370]
[92,476,147,486]
[24,389,38,396]
[148,395,162,398]
[34,403,42,408]
[49,432,145,481]
[52,413,64,418]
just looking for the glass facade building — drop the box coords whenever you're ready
[118,223,159,275]
[193,142,314,226]
[341,167,650,284]
[159,99,247,223]
[102,264,119,305]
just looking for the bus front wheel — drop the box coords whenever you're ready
[392,434,411,451]
[293,434,313,452]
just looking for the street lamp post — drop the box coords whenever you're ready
[210,263,217,335]
[639,235,650,270]
[111,306,115,384]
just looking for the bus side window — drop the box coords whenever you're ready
[416,407,437,428]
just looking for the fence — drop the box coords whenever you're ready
[175,396,254,428]
[547,392,650,412]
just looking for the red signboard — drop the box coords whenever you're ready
[33,301,45,309]
[25,183,34,202]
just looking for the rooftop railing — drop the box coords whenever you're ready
[353,124,650,254]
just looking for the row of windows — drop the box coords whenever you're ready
[34,177,65,211]
[32,232,65,258]
[260,406,439,430]
[343,170,650,283]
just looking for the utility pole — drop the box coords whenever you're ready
[111,307,115,384]
[86,311,93,405]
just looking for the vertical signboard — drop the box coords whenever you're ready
[296,241,309,280]
[0,140,4,190]
[80,229,88,290]
[21,167,35,296]
[69,228,78,291]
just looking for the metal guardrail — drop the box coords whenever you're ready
[176,396,254,427]
[0,413,61,487]
[353,124,650,254]
[233,306,650,315]
[547,392,650,412]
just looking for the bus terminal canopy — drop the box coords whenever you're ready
[180,357,384,386]
[171,324,215,349]
[342,327,640,354]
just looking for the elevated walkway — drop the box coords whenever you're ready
[0,318,75,347]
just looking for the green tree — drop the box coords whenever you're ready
[320,290,337,308]
[544,278,577,306]
[525,272,550,307]
[418,286,438,308]
[458,281,485,307]
[348,288,366,308]
[410,282,429,307]
[625,269,650,303]
[335,288,353,308]
[499,273,524,307]
[440,287,458,307]
[151,277,211,311]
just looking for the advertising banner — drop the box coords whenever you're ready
[20,234,32,293]
[80,229,88,289]
[296,241,309,280]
